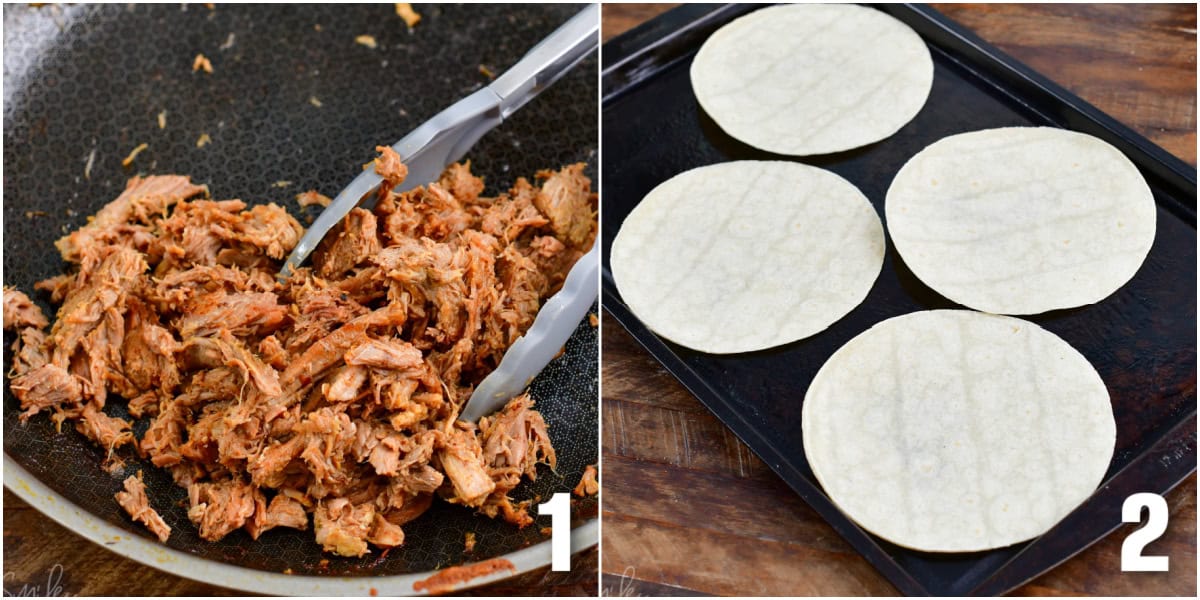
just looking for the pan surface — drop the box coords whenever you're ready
[2,2,598,590]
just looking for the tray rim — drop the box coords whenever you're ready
[600,3,1197,596]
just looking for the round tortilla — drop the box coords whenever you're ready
[610,161,885,354]
[803,310,1115,552]
[886,127,1156,315]
[690,4,933,156]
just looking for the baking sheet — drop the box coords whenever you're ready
[600,3,1196,595]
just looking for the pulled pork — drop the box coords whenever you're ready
[3,150,593,555]
[574,464,599,497]
[115,471,172,543]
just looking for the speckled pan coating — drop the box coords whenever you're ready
[886,127,1156,315]
[2,2,599,584]
[803,310,1115,552]
[690,4,933,156]
[611,161,885,354]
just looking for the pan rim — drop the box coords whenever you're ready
[3,455,599,596]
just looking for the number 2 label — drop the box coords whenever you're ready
[538,493,571,571]
[1121,492,1169,572]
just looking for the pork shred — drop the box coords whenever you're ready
[115,471,172,542]
[574,464,599,497]
[3,151,594,555]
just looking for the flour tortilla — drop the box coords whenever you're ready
[803,310,1115,552]
[610,161,884,354]
[886,127,1156,315]
[690,4,933,156]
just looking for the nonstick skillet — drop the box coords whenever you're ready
[3,3,598,594]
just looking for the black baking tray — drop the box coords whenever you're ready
[600,4,1196,596]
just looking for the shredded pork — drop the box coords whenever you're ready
[4,150,594,556]
[115,471,172,542]
[574,464,599,497]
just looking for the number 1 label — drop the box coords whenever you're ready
[539,492,571,571]
[1121,492,1169,572]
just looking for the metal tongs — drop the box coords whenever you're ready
[280,4,600,422]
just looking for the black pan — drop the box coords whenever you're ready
[601,3,1195,596]
[3,2,597,593]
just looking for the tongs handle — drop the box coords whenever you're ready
[279,4,599,282]
[490,3,599,119]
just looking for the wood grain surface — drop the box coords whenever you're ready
[600,2,1197,597]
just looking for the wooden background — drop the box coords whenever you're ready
[601,3,1197,597]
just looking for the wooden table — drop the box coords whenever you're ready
[601,3,1197,596]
